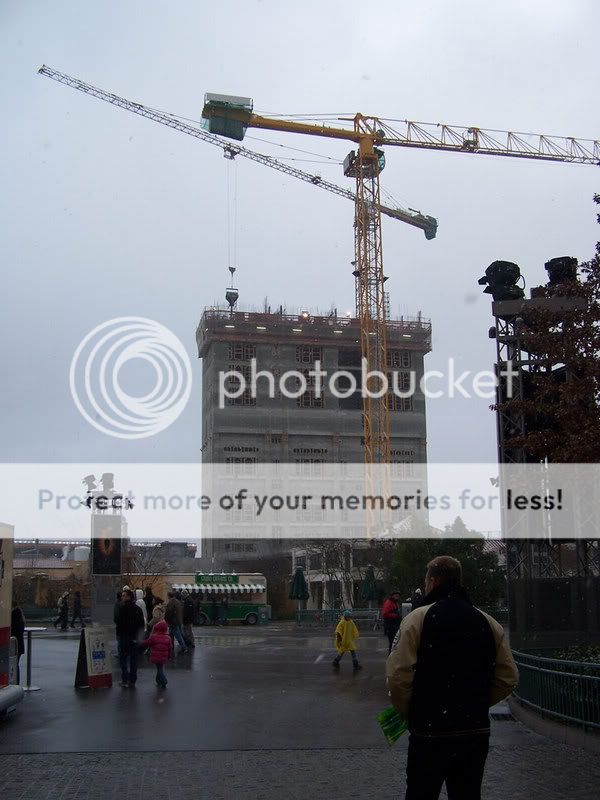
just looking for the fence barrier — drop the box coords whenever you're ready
[512,650,600,731]
[297,608,380,629]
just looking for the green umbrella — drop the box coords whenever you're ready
[360,565,377,609]
[289,567,309,623]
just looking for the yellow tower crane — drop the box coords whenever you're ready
[201,95,598,468]
[39,66,599,478]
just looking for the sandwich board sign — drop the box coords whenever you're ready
[74,625,112,689]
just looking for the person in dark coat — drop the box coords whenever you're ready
[54,591,70,630]
[11,601,26,684]
[113,591,122,622]
[219,596,229,626]
[210,595,219,626]
[143,586,154,620]
[114,589,145,687]
[182,592,196,648]
[164,592,187,654]
[70,591,85,628]
[387,556,519,800]
[381,590,401,654]
[410,588,423,611]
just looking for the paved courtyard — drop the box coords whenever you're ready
[1,625,599,799]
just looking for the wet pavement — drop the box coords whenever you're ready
[1,625,600,798]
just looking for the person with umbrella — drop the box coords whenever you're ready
[381,589,402,654]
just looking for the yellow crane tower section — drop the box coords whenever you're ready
[202,97,400,465]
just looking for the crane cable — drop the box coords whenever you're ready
[225,156,239,271]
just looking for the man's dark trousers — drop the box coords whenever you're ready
[118,636,138,685]
[384,619,400,654]
[405,733,489,800]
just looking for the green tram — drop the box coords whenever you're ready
[171,572,268,625]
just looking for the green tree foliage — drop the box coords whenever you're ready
[385,517,506,607]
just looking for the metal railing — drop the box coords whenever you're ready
[297,608,380,629]
[512,650,600,730]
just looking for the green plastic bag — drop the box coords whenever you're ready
[377,706,409,745]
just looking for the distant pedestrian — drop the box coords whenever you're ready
[182,592,196,648]
[410,588,423,611]
[70,591,85,629]
[143,586,154,620]
[54,591,69,630]
[10,601,26,684]
[387,555,519,800]
[113,591,123,622]
[140,620,172,688]
[381,589,401,654]
[114,589,145,687]
[210,595,219,626]
[219,596,229,626]
[332,610,362,671]
[192,592,202,625]
[148,597,165,632]
[135,589,148,629]
[164,591,187,654]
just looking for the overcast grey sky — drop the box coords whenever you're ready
[1,0,598,465]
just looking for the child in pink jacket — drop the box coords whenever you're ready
[140,619,172,688]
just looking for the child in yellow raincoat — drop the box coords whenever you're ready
[333,610,362,671]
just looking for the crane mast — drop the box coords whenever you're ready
[348,114,390,464]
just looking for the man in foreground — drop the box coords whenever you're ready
[386,556,518,800]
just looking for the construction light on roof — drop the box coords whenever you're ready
[300,311,309,319]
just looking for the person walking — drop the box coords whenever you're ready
[54,591,70,630]
[164,591,187,654]
[332,610,362,671]
[409,587,422,611]
[70,591,85,629]
[135,589,148,629]
[219,596,229,626]
[140,620,172,688]
[210,595,219,626]
[381,589,402,654]
[182,592,196,648]
[10,601,26,684]
[114,588,145,687]
[386,555,519,800]
[143,586,154,620]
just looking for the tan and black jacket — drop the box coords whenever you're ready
[386,585,518,736]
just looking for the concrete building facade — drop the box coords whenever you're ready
[197,306,431,568]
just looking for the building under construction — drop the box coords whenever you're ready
[197,302,431,567]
